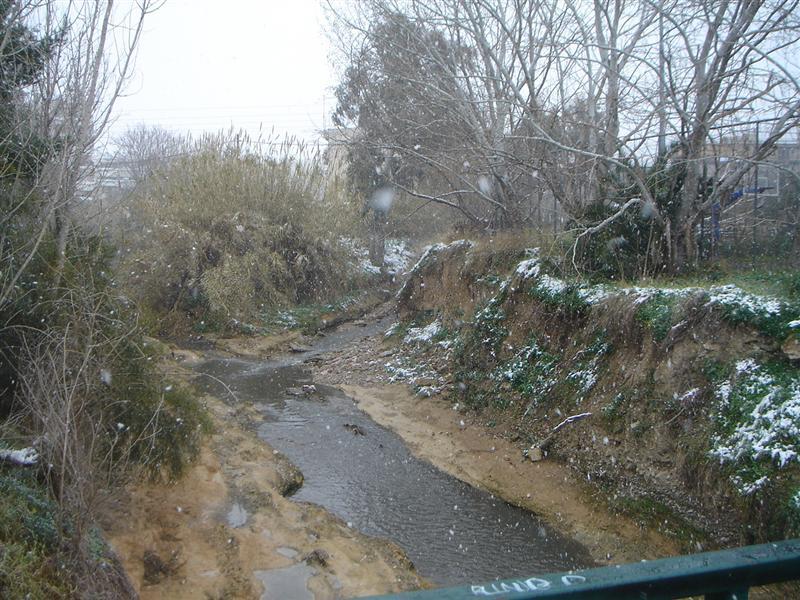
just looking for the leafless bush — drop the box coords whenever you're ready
[16,288,141,524]
[9,259,207,554]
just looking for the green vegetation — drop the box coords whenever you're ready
[607,492,708,549]
[527,278,591,316]
[708,287,798,340]
[633,268,800,301]
[494,338,560,403]
[0,467,132,599]
[0,470,71,598]
[601,392,629,433]
[707,358,800,537]
[259,291,383,335]
[635,291,677,341]
[383,310,438,341]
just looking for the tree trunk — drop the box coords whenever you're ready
[368,211,385,268]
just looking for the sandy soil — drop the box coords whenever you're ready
[100,350,424,600]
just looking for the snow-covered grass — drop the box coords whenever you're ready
[384,346,447,396]
[384,314,456,397]
[705,284,796,338]
[501,250,799,338]
[472,299,509,356]
[510,253,595,315]
[602,282,798,339]
[491,338,559,404]
[0,447,38,466]
[384,239,415,275]
[710,359,800,496]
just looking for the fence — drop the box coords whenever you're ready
[361,539,800,600]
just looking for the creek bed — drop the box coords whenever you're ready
[194,321,594,587]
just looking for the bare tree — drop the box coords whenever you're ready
[115,124,184,185]
[328,0,800,272]
[659,0,800,266]
[1,5,160,592]
[0,0,160,306]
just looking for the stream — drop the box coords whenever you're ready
[193,319,595,587]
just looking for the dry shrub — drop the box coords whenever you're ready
[460,228,564,275]
[203,253,278,317]
[120,131,363,331]
[15,268,208,510]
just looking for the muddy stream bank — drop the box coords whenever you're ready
[193,317,596,588]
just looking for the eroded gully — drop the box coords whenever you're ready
[192,317,595,589]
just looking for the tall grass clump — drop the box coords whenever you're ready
[119,130,363,334]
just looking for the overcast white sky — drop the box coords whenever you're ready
[109,0,337,148]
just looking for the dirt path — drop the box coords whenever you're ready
[101,347,424,599]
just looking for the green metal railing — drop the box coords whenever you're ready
[360,539,800,600]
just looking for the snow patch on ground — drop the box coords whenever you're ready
[275,311,299,328]
[538,274,568,295]
[384,357,445,396]
[404,320,443,346]
[577,286,610,304]
[385,314,457,397]
[514,257,541,280]
[341,238,415,276]
[710,360,800,494]
[383,239,415,275]
[567,369,597,394]
[706,284,783,315]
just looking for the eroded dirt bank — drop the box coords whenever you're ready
[100,346,423,599]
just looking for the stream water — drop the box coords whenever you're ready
[193,320,595,587]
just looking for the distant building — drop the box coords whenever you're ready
[75,159,137,232]
[700,125,799,252]
[321,127,356,182]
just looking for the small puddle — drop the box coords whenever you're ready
[226,502,248,528]
[195,318,596,587]
[275,546,299,559]
[254,563,316,600]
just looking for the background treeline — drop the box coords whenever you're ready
[326,0,800,279]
